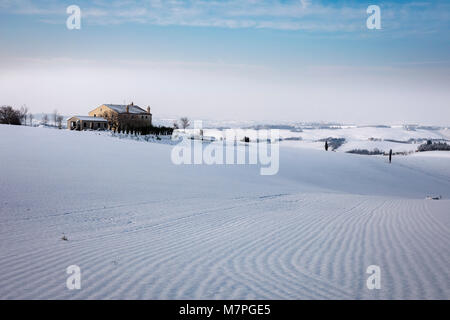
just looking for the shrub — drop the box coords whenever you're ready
[283,137,303,141]
[318,137,346,150]
[417,142,450,152]
[138,125,174,136]
[0,106,24,125]
[346,148,384,155]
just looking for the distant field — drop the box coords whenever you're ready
[180,124,450,154]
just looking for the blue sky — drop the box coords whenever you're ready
[0,0,449,124]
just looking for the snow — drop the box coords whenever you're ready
[68,116,108,122]
[183,125,449,154]
[337,140,418,153]
[412,150,450,158]
[0,124,449,299]
[104,104,148,114]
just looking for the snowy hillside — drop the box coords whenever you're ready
[0,124,449,299]
[181,124,449,155]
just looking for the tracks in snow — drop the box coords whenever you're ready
[0,193,449,299]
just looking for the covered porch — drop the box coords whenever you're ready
[67,116,108,131]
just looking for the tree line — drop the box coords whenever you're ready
[0,105,64,128]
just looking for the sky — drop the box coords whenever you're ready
[0,0,449,125]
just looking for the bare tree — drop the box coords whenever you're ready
[29,113,34,126]
[42,114,49,126]
[20,106,28,125]
[56,115,64,129]
[53,110,58,127]
[180,117,190,130]
[101,111,120,132]
[173,120,179,129]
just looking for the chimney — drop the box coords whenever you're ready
[126,105,129,113]
[147,106,151,114]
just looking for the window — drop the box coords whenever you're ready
[83,122,86,128]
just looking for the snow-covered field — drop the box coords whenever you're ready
[182,124,449,154]
[0,124,449,299]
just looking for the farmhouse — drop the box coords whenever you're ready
[68,102,152,131]
[89,103,152,129]
[67,116,108,131]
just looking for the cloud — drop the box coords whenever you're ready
[0,0,449,35]
[300,0,311,10]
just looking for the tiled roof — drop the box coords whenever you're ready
[103,104,147,114]
[69,116,108,122]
